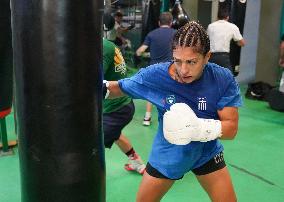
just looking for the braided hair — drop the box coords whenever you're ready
[172,21,210,56]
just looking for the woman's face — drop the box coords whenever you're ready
[171,46,210,83]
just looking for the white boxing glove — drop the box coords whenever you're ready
[163,103,222,145]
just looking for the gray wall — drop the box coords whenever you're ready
[237,0,261,84]
[238,0,282,85]
[254,0,282,85]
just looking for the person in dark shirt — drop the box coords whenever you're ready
[136,12,176,126]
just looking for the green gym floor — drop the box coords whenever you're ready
[1,86,284,202]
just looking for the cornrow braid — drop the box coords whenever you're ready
[172,21,210,56]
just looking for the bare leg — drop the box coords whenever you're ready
[143,102,152,126]
[115,134,132,153]
[136,171,175,202]
[146,101,152,114]
[116,134,146,174]
[196,166,237,202]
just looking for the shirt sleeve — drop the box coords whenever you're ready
[217,75,243,110]
[118,68,151,100]
[103,40,115,74]
[143,33,151,46]
[232,24,243,42]
[206,24,211,35]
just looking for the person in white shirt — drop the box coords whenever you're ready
[207,8,245,74]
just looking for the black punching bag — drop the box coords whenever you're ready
[0,0,13,118]
[141,0,161,42]
[11,0,105,201]
[171,0,190,30]
[229,0,246,75]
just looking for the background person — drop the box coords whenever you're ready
[105,11,134,50]
[207,7,245,74]
[103,39,145,174]
[136,12,176,126]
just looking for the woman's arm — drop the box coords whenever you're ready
[107,81,125,99]
[218,107,239,140]
[136,44,148,56]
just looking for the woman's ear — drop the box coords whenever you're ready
[205,51,211,64]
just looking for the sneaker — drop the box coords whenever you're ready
[143,117,151,126]
[124,153,146,175]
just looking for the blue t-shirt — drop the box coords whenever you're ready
[143,27,176,65]
[118,62,242,179]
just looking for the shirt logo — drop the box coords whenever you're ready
[114,47,126,75]
[166,95,176,105]
[198,97,207,111]
[214,152,224,164]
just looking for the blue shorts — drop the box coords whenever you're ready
[148,131,224,179]
[146,151,226,180]
[103,101,135,148]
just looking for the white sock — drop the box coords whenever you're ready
[145,112,151,119]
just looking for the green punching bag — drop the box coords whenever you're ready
[11,0,105,201]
